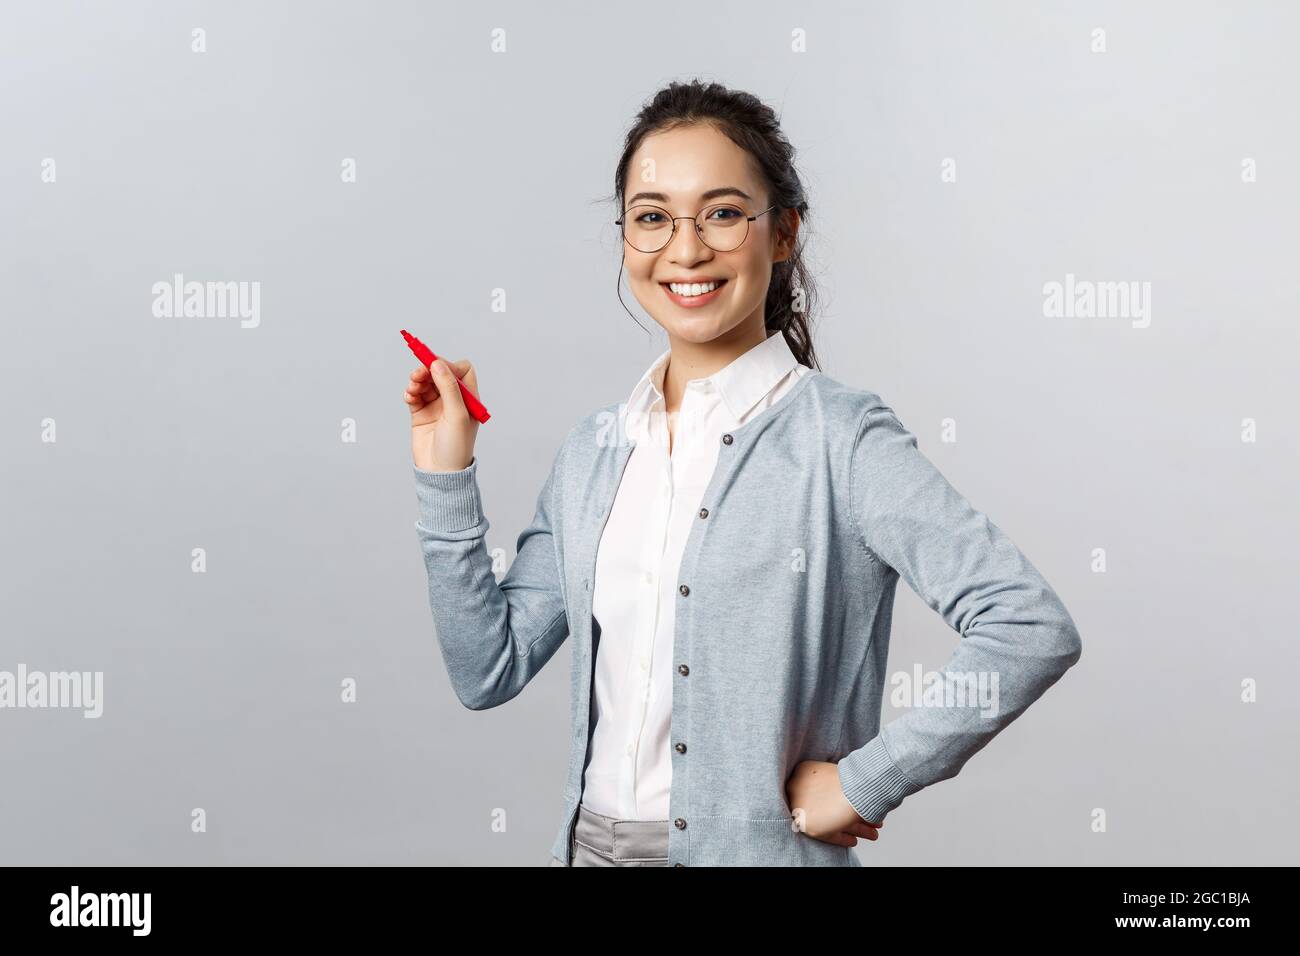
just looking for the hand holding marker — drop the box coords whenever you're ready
[401,330,491,423]
[402,330,488,473]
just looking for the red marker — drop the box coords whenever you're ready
[401,329,491,424]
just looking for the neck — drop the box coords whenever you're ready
[662,316,771,414]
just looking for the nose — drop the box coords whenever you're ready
[665,217,711,262]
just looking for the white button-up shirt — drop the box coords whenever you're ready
[581,330,813,820]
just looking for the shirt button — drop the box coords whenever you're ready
[640,658,649,671]
[674,818,687,830]
[643,571,653,585]
[677,664,689,676]
[721,433,733,445]
[698,507,708,519]
[625,743,634,756]
[675,742,686,754]
[678,584,689,596]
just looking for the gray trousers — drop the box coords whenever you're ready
[549,803,671,867]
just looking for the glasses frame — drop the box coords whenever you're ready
[615,202,779,253]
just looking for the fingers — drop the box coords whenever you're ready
[820,831,858,848]
[410,359,469,379]
[436,358,478,398]
[405,357,478,421]
[428,358,469,419]
[409,359,478,401]
[458,360,479,398]
[405,367,435,407]
[404,382,429,407]
[845,805,883,829]
[844,820,880,840]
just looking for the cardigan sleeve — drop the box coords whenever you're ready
[837,404,1083,824]
[413,434,572,711]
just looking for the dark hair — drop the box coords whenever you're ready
[607,79,821,371]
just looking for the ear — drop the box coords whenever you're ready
[772,208,801,264]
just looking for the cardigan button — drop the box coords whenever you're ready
[678,584,689,596]
[677,663,689,676]
[674,818,687,830]
[675,742,686,754]
[721,433,733,445]
[698,507,708,519]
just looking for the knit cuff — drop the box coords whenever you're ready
[413,457,484,533]
[837,734,923,825]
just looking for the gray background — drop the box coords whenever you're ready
[2,0,1296,865]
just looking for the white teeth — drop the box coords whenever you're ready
[668,280,720,296]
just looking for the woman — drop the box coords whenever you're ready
[404,80,1083,867]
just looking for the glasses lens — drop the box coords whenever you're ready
[698,203,749,252]
[620,203,753,252]
[622,205,673,252]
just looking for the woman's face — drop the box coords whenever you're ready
[621,123,796,346]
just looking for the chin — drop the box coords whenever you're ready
[659,314,731,343]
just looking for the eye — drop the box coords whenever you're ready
[636,210,667,224]
[708,205,743,221]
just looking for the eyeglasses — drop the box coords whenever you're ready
[615,202,778,253]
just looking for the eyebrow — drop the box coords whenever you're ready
[626,186,754,206]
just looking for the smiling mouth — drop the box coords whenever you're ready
[659,278,728,305]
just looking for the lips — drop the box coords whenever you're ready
[660,278,728,308]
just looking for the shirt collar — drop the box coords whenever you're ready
[623,331,802,441]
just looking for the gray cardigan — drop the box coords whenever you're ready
[412,370,1082,866]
